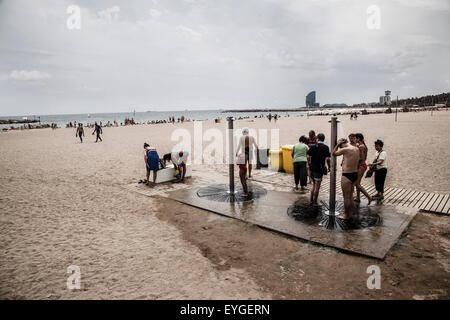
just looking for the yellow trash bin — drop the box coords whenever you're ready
[281,145,294,174]
[269,150,283,172]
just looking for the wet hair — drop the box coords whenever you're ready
[299,135,308,143]
[144,143,150,148]
[317,133,325,142]
[374,139,384,148]
[355,133,366,146]
[355,133,364,141]
[348,133,356,138]
[309,130,316,138]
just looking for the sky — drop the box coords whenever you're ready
[0,0,449,116]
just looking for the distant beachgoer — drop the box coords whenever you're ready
[332,138,360,220]
[236,128,258,179]
[292,135,309,191]
[368,140,387,200]
[92,122,103,142]
[354,133,372,204]
[171,151,189,182]
[307,133,330,206]
[144,143,160,186]
[237,153,249,197]
[76,124,85,143]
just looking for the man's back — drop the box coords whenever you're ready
[308,143,330,172]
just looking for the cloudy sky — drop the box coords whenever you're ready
[0,0,449,116]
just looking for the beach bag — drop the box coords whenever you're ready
[365,153,381,178]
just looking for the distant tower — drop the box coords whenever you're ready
[306,91,320,107]
[380,90,392,105]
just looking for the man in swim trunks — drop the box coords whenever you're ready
[237,153,249,197]
[236,128,258,179]
[332,138,360,220]
[76,123,84,143]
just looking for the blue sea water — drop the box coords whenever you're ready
[0,110,307,129]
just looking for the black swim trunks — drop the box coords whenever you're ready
[342,172,358,183]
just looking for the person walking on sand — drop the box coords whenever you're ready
[354,133,372,204]
[368,139,387,200]
[144,143,160,186]
[92,122,103,142]
[292,136,309,191]
[332,138,360,220]
[76,123,84,143]
[236,128,258,179]
[307,133,330,206]
[237,153,249,197]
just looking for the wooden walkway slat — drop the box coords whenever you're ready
[410,192,427,208]
[384,188,403,201]
[443,196,450,214]
[415,192,434,209]
[388,189,409,205]
[391,189,414,205]
[429,194,446,212]
[423,193,440,211]
[436,195,449,213]
[399,191,421,207]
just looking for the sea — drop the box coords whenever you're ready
[0,110,308,129]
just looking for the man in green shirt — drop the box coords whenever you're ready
[292,136,309,191]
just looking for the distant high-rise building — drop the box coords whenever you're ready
[306,91,320,107]
[379,90,392,105]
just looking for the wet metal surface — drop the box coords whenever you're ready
[197,184,267,203]
[168,186,418,259]
[287,200,382,231]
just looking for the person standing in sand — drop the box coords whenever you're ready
[354,133,372,204]
[307,133,330,206]
[236,128,258,179]
[76,123,84,143]
[144,143,160,186]
[332,138,361,220]
[92,122,103,142]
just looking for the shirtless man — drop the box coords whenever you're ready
[236,128,258,179]
[354,133,372,204]
[332,138,360,220]
[76,123,85,143]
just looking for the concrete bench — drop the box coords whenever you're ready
[155,163,192,184]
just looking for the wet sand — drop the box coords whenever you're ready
[0,110,449,299]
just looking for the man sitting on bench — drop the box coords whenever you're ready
[171,151,189,182]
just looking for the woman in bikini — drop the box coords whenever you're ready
[354,133,372,204]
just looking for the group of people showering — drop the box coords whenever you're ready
[291,130,387,220]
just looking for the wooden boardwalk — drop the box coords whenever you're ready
[251,170,450,215]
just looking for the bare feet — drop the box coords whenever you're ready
[367,196,373,205]
[312,202,322,207]
[336,214,351,220]
[354,198,361,202]
[241,193,249,197]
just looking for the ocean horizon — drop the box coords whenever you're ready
[0,109,309,129]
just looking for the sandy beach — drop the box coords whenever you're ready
[1,111,449,299]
